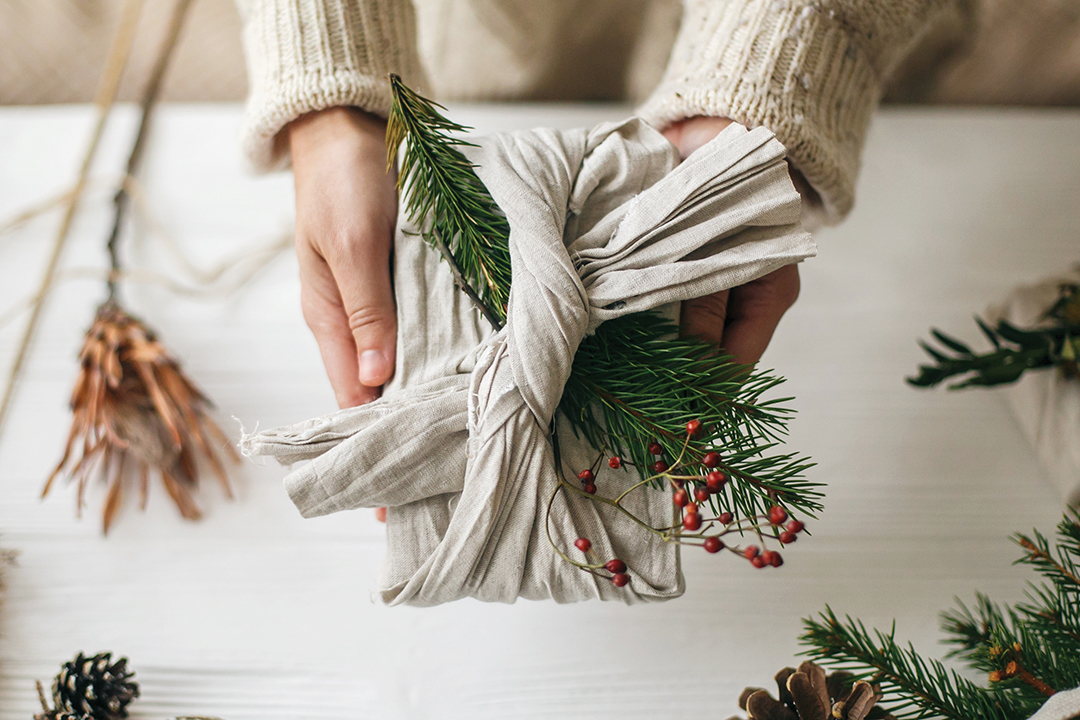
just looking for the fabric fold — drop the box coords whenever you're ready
[243,118,816,605]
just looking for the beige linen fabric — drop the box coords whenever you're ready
[243,119,815,606]
[985,270,1080,507]
[1028,687,1080,720]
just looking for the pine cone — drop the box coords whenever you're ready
[736,661,896,720]
[51,652,139,720]
[34,713,92,720]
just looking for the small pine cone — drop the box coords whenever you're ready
[738,662,896,720]
[52,652,139,720]
[34,713,92,720]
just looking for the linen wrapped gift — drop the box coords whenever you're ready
[984,269,1080,507]
[243,119,816,606]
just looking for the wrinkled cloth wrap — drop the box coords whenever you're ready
[1029,687,1080,720]
[243,120,816,606]
[985,269,1080,507]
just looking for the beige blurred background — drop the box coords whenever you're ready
[1,0,1078,107]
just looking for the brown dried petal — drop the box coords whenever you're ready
[837,681,877,720]
[798,662,831,710]
[826,671,855,705]
[746,690,799,720]
[774,667,796,709]
[787,672,829,720]
[740,687,768,710]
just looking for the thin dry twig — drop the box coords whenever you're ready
[0,0,145,435]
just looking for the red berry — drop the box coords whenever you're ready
[761,550,777,565]
[769,505,788,525]
[375,507,387,522]
[705,471,727,492]
[608,457,621,469]
[673,489,688,507]
[584,483,597,495]
[694,487,710,503]
[574,538,592,553]
[605,559,627,574]
[703,451,721,468]
[685,419,702,436]
[703,537,723,553]
[652,460,668,473]
[612,572,630,587]
[768,551,784,568]
[685,503,699,515]
[648,442,662,455]
[779,531,796,544]
[719,512,734,525]
[682,513,702,531]
[743,545,760,559]
[577,469,594,483]
[786,519,805,534]
[751,555,767,569]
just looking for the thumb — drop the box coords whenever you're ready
[329,233,397,389]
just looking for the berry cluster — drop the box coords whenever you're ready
[553,419,809,587]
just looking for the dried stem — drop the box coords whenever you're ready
[0,0,145,437]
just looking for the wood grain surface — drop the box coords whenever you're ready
[0,104,1076,720]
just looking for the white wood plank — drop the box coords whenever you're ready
[0,104,1075,719]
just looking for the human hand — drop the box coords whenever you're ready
[288,107,398,408]
[661,116,806,366]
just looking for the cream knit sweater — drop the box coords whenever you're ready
[235,0,962,224]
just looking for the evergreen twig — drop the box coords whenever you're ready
[908,282,1080,389]
[801,509,1080,720]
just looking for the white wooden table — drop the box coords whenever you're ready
[0,104,1076,720]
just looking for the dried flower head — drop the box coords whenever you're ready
[44,300,237,533]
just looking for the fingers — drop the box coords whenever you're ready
[296,240,382,408]
[289,107,399,409]
[719,264,801,366]
[661,116,735,160]
[679,265,801,366]
[680,289,730,346]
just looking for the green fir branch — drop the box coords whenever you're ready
[908,283,1080,389]
[385,75,818,523]
[387,74,512,328]
[800,608,1028,720]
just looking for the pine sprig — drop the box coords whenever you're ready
[802,510,1080,720]
[801,608,1027,720]
[563,312,820,520]
[387,74,512,327]
[908,282,1080,389]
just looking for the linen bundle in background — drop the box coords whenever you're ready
[243,119,816,606]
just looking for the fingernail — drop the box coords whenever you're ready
[358,349,388,385]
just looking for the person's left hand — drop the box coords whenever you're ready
[661,116,805,366]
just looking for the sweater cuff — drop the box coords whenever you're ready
[236,0,427,171]
[637,0,950,226]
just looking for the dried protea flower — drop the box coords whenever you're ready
[44,300,237,533]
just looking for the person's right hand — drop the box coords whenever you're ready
[288,106,398,409]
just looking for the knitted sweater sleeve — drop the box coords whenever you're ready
[636,0,963,225]
[234,0,427,171]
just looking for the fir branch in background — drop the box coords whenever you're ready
[385,76,820,534]
[908,282,1080,389]
[800,509,1080,720]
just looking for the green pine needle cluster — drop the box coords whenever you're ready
[386,75,820,523]
[908,282,1080,389]
[801,509,1080,720]
[387,74,512,327]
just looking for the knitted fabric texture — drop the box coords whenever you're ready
[235,0,962,226]
[242,120,815,606]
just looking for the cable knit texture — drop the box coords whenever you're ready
[637,0,960,224]
[235,0,427,170]
[235,0,962,222]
